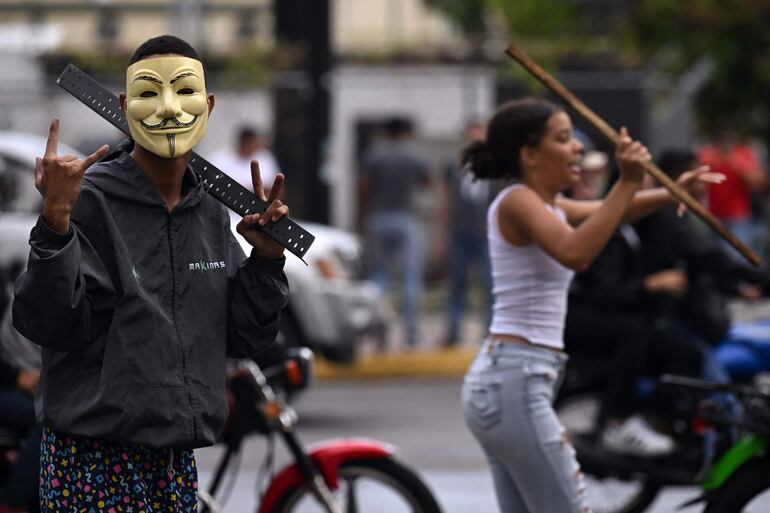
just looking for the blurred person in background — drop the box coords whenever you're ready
[459,98,719,513]
[698,125,768,257]
[0,275,42,513]
[634,149,766,353]
[437,121,496,348]
[566,146,766,456]
[569,150,608,201]
[359,117,431,348]
[565,148,681,456]
[210,125,280,193]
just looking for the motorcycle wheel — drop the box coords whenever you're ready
[704,457,770,513]
[556,392,660,513]
[272,457,442,513]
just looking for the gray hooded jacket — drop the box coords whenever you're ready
[13,139,288,448]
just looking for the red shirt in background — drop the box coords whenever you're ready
[699,144,761,221]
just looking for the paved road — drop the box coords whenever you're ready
[196,378,770,513]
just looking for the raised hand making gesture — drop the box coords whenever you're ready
[36,119,109,234]
[236,160,289,259]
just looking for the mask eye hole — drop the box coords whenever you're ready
[178,88,194,95]
[139,91,158,98]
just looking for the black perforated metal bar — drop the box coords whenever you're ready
[56,64,314,260]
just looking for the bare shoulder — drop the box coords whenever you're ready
[498,185,547,218]
[497,186,547,244]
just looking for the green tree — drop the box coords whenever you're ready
[488,0,575,38]
[423,0,486,36]
[423,0,617,88]
[627,0,770,138]
[424,0,575,38]
[427,0,770,139]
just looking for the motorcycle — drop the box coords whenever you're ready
[555,319,770,513]
[199,347,443,513]
[711,320,770,382]
[659,375,770,513]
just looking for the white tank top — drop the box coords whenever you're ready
[487,184,575,350]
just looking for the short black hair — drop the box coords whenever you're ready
[238,127,260,146]
[129,35,201,66]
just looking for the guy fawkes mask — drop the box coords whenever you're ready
[125,55,209,158]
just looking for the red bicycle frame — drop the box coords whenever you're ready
[258,438,393,513]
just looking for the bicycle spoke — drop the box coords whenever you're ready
[278,460,439,513]
[345,475,359,513]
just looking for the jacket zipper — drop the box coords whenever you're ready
[167,213,198,441]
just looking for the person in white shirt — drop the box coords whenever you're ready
[459,98,721,513]
[210,126,280,193]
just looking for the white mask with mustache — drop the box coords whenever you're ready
[125,55,209,158]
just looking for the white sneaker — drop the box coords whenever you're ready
[601,415,675,457]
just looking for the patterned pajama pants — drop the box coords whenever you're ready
[40,428,198,513]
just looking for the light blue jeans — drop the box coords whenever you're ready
[462,340,590,513]
[366,212,424,345]
[447,232,492,341]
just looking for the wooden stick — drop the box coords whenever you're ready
[506,43,761,268]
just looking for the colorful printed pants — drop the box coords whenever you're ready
[40,428,198,513]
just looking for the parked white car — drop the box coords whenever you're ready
[0,131,387,363]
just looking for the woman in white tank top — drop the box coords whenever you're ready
[460,98,721,513]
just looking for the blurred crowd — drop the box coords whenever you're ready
[354,118,770,353]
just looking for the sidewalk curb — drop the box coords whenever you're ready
[316,347,476,380]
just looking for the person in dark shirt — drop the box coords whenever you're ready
[565,153,682,455]
[634,149,767,348]
[12,35,290,512]
[359,117,431,347]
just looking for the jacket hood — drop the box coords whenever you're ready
[83,138,207,210]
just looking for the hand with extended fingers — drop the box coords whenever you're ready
[236,160,289,259]
[674,165,725,217]
[615,127,650,185]
[36,119,110,234]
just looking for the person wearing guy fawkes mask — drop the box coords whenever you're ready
[12,35,290,512]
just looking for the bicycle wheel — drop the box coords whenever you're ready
[556,392,660,513]
[272,457,442,513]
[704,458,770,513]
